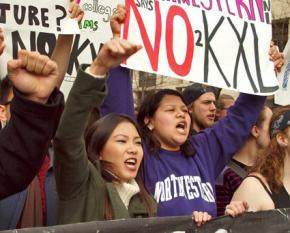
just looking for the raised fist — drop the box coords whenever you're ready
[269,41,284,73]
[110,4,126,38]
[7,50,59,103]
[69,0,84,22]
[89,38,142,75]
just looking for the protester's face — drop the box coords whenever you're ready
[256,107,273,149]
[190,92,216,131]
[218,98,235,119]
[100,122,143,183]
[148,95,191,151]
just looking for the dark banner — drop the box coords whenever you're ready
[2,208,290,233]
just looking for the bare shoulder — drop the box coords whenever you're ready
[236,173,272,194]
[232,172,274,211]
[234,174,264,194]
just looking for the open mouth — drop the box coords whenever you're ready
[125,158,137,166]
[176,121,188,135]
[124,158,138,171]
[176,122,186,130]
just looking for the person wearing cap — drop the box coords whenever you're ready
[228,106,290,212]
[182,83,217,133]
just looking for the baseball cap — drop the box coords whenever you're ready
[182,83,215,106]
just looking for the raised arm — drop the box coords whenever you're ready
[100,66,135,118]
[0,50,64,199]
[100,5,135,119]
[51,0,84,88]
[191,41,281,178]
[54,38,141,200]
[192,93,266,178]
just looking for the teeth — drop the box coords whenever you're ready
[125,158,136,165]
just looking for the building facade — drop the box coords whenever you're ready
[272,0,290,51]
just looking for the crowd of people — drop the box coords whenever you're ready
[0,1,289,231]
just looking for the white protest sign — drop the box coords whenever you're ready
[275,39,290,106]
[60,0,123,98]
[0,0,79,34]
[0,0,122,99]
[121,0,279,95]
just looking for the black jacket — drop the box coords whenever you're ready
[0,88,64,199]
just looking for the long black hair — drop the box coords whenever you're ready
[84,113,154,219]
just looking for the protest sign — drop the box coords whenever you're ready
[0,0,79,34]
[0,0,122,99]
[275,38,290,106]
[121,0,279,95]
[2,208,290,233]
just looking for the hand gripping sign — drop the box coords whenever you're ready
[275,38,290,106]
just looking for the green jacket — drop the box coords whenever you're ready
[54,65,155,224]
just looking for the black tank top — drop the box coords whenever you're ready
[247,175,290,208]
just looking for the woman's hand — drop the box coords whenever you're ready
[192,211,212,227]
[225,200,249,217]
